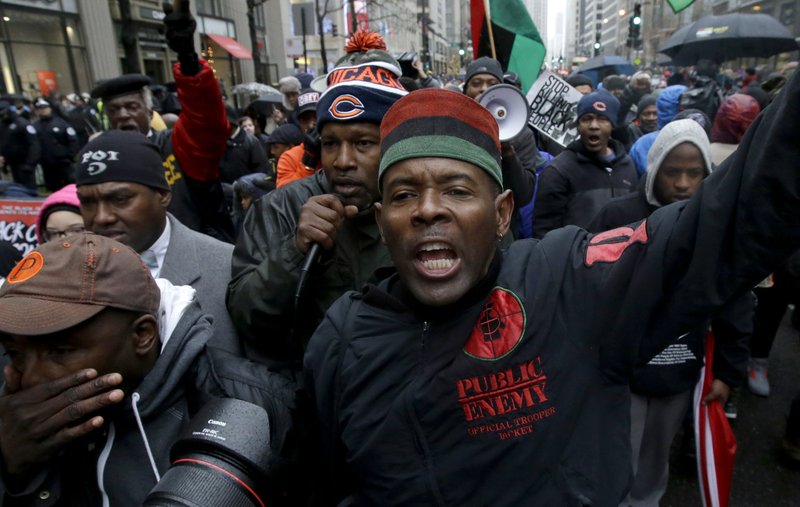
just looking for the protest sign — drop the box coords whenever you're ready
[526,71,583,147]
[0,199,44,255]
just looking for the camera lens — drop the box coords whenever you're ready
[143,399,272,507]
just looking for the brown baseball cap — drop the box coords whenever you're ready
[0,232,160,336]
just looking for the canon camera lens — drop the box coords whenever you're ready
[143,398,272,507]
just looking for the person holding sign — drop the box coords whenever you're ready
[532,91,637,238]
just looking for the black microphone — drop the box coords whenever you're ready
[293,192,347,311]
[294,242,320,312]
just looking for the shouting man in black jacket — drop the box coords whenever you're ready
[305,76,800,505]
[533,90,637,238]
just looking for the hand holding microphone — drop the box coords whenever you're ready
[295,194,359,255]
[294,194,357,314]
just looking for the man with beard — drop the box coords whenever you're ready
[228,33,406,368]
[533,90,636,238]
[304,74,800,504]
[617,95,658,152]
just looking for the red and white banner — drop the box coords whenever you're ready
[0,199,44,255]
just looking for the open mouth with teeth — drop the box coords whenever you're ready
[416,242,459,274]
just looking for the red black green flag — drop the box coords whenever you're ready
[470,0,546,93]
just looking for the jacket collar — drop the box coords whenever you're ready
[159,214,201,286]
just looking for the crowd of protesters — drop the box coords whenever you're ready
[0,3,799,506]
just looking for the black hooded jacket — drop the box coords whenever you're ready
[533,137,636,238]
[589,179,750,397]
[219,127,270,184]
[304,68,800,506]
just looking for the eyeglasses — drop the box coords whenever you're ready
[44,224,85,241]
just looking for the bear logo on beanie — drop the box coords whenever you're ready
[329,94,366,120]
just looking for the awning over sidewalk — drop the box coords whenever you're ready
[206,34,253,59]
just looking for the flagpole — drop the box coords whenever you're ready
[483,0,497,60]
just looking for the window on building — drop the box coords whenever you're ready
[256,6,266,29]
[0,8,90,95]
[196,0,224,17]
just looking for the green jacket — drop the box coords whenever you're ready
[227,170,391,368]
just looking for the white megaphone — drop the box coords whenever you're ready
[477,84,530,142]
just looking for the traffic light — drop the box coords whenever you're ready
[332,23,338,36]
[628,3,642,47]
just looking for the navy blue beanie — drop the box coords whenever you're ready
[576,91,620,127]
[316,62,407,133]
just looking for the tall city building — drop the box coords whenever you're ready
[549,0,577,69]
[526,0,548,51]
[0,0,438,99]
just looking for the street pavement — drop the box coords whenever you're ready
[662,312,800,506]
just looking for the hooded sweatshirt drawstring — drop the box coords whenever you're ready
[132,392,162,483]
[97,423,116,507]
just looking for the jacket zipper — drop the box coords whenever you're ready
[404,320,447,506]
[606,166,616,197]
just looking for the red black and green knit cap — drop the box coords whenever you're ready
[379,89,502,188]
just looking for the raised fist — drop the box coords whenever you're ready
[163,0,197,56]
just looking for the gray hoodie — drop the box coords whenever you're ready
[644,118,713,207]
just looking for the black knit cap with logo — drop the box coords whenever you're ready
[75,130,170,191]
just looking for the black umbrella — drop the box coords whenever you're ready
[245,93,284,116]
[658,13,799,65]
[576,55,635,74]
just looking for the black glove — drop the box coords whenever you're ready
[301,128,321,169]
[163,0,200,75]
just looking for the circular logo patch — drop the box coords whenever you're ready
[463,287,526,361]
[329,94,365,119]
[593,101,607,111]
[7,251,44,284]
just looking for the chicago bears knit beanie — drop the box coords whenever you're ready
[316,31,407,133]
[576,91,620,127]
